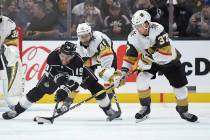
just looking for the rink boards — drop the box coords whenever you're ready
[1,40,210,103]
[36,92,210,103]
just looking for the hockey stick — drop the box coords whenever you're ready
[34,69,140,124]
[34,85,114,124]
[34,101,59,124]
[107,68,141,121]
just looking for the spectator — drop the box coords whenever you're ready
[173,0,193,37]
[43,0,56,14]
[150,0,167,7]
[71,0,103,35]
[4,0,19,20]
[55,0,68,33]
[16,0,34,29]
[100,0,131,18]
[184,0,203,13]
[53,0,74,39]
[25,1,59,40]
[4,0,34,29]
[129,0,169,32]
[186,3,210,38]
[104,1,131,39]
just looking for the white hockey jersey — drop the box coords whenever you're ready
[0,16,24,109]
[76,31,114,68]
[122,22,179,72]
[0,16,20,67]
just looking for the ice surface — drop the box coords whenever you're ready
[0,103,210,140]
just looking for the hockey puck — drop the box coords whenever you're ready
[38,122,44,125]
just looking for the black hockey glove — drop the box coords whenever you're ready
[65,80,79,91]
[54,73,68,86]
[55,86,69,102]
[55,80,79,102]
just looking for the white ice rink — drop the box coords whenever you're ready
[0,103,210,140]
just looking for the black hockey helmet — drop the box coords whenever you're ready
[60,41,76,55]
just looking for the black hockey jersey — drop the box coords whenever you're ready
[45,49,98,85]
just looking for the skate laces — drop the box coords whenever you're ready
[182,112,193,119]
[59,105,69,112]
[58,99,72,113]
[138,106,148,114]
[106,108,116,116]
[8,111,18,117]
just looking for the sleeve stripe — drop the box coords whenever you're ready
[157,50,172,56]
[123,59,136,65]
[100,52,113,58]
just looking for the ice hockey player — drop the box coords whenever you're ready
[0,8,24,109]
[2,41,120,121]
[76,23,117,100]
[114,10,198,122]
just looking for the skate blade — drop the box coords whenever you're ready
[135,115,149,123]
[106,117,122,121]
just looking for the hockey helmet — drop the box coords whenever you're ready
[60,41,77,56]
[76,23,92,36]
[131,10,151,28]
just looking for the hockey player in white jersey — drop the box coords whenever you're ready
[114,10,198,122]
[0,13,24,109]
[76,23,118,101]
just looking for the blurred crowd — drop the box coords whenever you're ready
[3,0,210,40]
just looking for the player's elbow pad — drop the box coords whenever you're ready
[101,55,114,68]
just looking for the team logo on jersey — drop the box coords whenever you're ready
[140,13,144,17]
[44,82,50,87]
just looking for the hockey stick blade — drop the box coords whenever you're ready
[33,86,114,124]
[36,116,54,124]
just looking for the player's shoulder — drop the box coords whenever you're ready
[149,22,164,35]
[94,31,110,40]
[93,31,105,39]
[127,30,139,45]
[47,49,60,65]
[69,53,84,67]
[74,53,84,63]
[92,31,111,46]
[2,16,15,26]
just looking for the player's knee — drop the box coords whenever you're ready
[88,82,108,101]
[88,83,111,108]
[18,95,32,109]
[96,94,110,108]
[26,87,46,103]
[136,72,152,91]
[95,90,107,100]
[173,86,188,100]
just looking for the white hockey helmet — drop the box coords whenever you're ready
[131,10,151,27]
[76,23,92,36]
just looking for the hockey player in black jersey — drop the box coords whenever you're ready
[2,41,120,121]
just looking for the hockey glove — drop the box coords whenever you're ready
[97,67,115,82]
[55,86,69,102]
[113,70,127,88]
[54,73,68,85]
